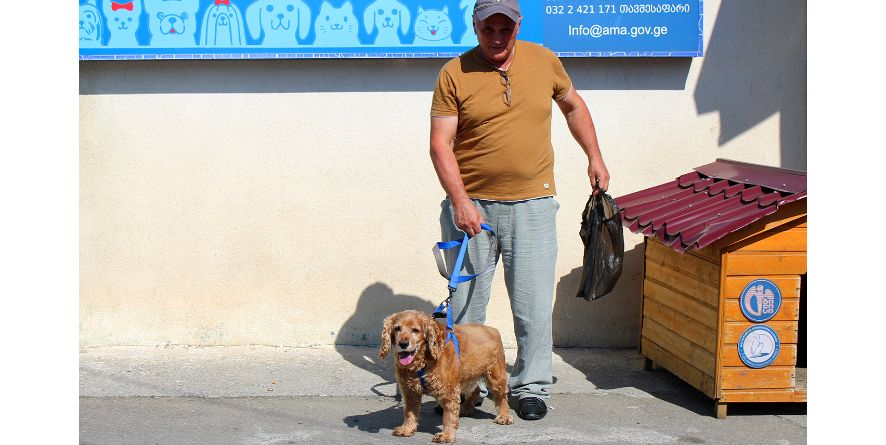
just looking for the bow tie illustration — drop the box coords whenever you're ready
[111,1,133,11]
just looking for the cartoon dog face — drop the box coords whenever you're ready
[80,0,104,46]
[313,1,359,47]
[363,0,410,45]
[145,0,200,47]
[101,0,143,47]
[245,0,311,46]
[201,0,247,47]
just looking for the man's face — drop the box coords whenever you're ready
[473,13,520,65]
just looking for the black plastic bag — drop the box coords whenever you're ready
[576,192,624,300]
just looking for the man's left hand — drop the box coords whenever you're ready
[588,158,610,195]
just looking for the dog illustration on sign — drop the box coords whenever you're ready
[313,1,360,47]
[202,0,247,47]
[413,6,453,46]
[144,0,200,47]
[102,0,143,47]
[458,0,477,46]
[246,0,312,46]
[80,0,104,47]
[363,0,410,46]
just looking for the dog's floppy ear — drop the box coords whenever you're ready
[424,314,443,361]
[297,1,311,40]
[378,314,395,360]
[245,0,265,40]
[363,1,376,35]
[398,3,411,36]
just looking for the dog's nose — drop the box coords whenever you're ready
[398,341,409,349]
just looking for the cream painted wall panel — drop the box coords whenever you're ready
[80,0,806,348]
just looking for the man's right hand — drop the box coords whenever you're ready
[452,198,484,237]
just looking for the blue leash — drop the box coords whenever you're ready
[431,223,498,359]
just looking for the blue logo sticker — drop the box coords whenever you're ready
[738,325,780,369]
[739,279,782,323]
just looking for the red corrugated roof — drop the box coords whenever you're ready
[615,159,806,252]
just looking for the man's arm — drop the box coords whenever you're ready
[556,86,610,194]
[429,115,484,237]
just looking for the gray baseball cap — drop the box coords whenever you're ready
[473,0,521,22]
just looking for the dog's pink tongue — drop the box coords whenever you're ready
[399,352,414,366]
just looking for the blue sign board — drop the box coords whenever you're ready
[739,279,783,323]
[79,0,703,60]
[737,325,780,369]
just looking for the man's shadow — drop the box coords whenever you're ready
[334,282,436,398]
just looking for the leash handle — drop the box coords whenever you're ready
[432,223,497,292]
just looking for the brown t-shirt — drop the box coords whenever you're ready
[430,40,572,201]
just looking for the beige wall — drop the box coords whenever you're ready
[79,0,806,348]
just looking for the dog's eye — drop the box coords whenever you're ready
[412,328,420,334]
[392,9,398,15]
[266,5,273,12]
[393,326,400,332]
[287,5,294,12]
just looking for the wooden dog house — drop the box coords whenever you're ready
[616,159,806,418]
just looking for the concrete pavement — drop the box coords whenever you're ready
[80,346,806,444]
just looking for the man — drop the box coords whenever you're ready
[429,0,610,421]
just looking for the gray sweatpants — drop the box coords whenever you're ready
[440,197,559,401]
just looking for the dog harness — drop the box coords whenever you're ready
[418,224,498,391]
[417,368,429,391]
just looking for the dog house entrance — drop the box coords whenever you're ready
[795,273,807,391]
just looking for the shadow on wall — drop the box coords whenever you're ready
[552,243,645,348]
[79,58,448,95]
[562,57,692,91]
[694,0,807,170]
[334,282,435,395]
[79,54,692,95]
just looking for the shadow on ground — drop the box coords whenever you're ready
[334,282,436,397]
[343,400,498,436]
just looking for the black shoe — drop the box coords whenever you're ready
[433,397,483,414]
[517,397,547,421]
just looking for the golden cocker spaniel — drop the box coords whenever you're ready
[379,309,513,443]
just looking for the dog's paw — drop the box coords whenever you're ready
[494,414,514,425]
[392,426,416,437]
[432,432,456,443]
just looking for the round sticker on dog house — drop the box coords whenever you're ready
[738,325,780,368]
[739,279,782,323]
